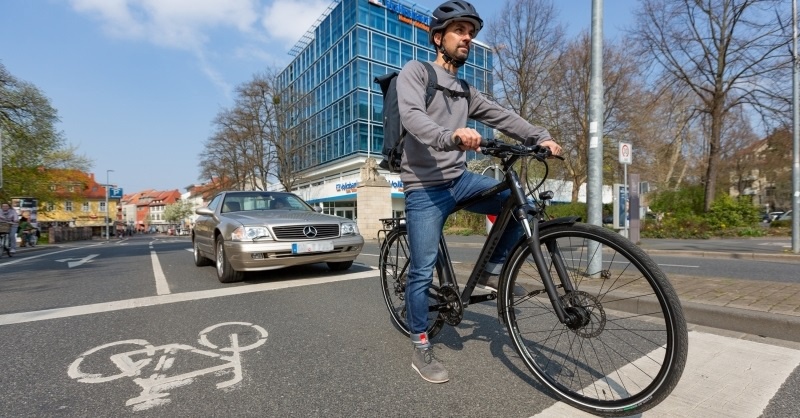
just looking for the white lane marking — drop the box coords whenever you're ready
[56,254,100,268]
[360,252,461,263]
[532,331,800,417]
[0,269,378,326]
[0,243,106,267]
[151,251,171,295]
[657,263,699,268]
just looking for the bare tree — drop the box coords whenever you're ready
[484,0,566,120]
[199,69,305,192]
[631,0,791,211]
[536,33,646,202]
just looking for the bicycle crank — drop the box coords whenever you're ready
[561,291,606,338]
[437,285,463,326]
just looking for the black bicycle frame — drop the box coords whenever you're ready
[433,164,575,324]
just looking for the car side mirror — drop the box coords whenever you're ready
[196,207,214,216]
[313,205,323,213]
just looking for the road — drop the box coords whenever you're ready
[0,235,798,417]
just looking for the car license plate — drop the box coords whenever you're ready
[292,241,334,254]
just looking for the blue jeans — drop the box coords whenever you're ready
[404,170,522,334]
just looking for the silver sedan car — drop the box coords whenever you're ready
[192,191,364,283]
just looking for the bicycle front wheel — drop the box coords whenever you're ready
[500,223,687,416]
[379,227,445,339]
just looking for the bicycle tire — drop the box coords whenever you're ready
[499,222,687,416]
[379,227,445,339]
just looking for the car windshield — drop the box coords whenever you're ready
[221,193,313,213]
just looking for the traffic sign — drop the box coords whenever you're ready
[108,187,124,199]
[619,142,632,165]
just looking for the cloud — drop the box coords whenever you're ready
[66,0,337,94]
[68,0,260,51]
[261,0,333,48]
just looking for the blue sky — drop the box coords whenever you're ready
[1,0,637,194]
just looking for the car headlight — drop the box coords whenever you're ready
[341,222,359,236]
[231,226,271,241]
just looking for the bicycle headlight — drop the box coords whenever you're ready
[231,226,271,241]
[341,222,359,236]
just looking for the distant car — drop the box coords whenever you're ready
[776,210,792,222]
[192,191,364,283]
[764,211,783,222]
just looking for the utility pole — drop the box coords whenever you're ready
[106,169,114,240]
[793,0,799,253]
[587,0,604,275]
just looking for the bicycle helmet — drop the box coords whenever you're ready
[428,1,483,44]
[428,1,483,67]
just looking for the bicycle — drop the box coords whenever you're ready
[0,222,12,257]
[378,139,687,416]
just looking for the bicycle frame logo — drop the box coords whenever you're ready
[67,322,268,411]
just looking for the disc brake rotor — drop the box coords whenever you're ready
[562,291,606,338]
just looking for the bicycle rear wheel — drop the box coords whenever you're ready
[500,223,687,416]
[379,227,445,339]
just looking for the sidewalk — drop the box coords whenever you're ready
[444,234,800,343]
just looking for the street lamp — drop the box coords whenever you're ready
[106,169,114,240]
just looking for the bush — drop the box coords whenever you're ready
[444,210,486,235]
[704,194,760,229]
[641,215,712,239]
[649,186,705,218]
[545,202,588,222]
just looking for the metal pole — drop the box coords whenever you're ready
[793,0,799,253]
[587,0,604,276]
[623,163,628,238]
[106,169,114,240]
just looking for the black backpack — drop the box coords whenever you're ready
[374,61,471,173]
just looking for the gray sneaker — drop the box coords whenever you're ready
[477,271,527,296]
[411,345,449,383]
[476,271,500,292]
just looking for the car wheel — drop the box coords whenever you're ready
[216,236,244,283]
[327,260,353,271]
[193,238,212,267]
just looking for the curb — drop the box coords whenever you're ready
[451,263,800,344]
[642,249,800,262]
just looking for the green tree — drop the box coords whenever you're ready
[164,200,194,225]
[1,62,91,201]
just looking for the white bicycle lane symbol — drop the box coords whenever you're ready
[67,322,268,411]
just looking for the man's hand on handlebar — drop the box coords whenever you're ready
[538,139,562,158]
[453,128,482,151]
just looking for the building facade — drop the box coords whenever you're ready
[34,170,122,236]
[275,0,494,219]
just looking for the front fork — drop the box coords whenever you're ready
[504,172,580,327]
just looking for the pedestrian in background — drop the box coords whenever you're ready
[18,215,34,247]
[0,202,20,254]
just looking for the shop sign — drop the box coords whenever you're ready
[336,182,359,193]
[370,0,431,30]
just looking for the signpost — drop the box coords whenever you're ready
[618,142,632,238]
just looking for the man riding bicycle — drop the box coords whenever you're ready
[397,0,562,383]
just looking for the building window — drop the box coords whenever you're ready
[47,202,54,211]
[100,202,107,212]
[82,202,90,212]
[65,201,73,211]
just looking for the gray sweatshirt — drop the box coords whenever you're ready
[396,60,552,192]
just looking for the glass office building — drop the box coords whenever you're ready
[276,0,494,218]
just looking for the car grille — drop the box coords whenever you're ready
[272,224,340,240]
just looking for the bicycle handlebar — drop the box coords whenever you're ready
[479,139,565,161]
